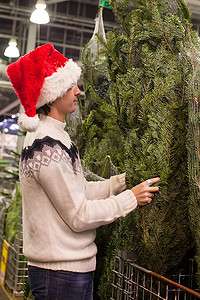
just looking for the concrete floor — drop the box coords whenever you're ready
[0,284,10,300]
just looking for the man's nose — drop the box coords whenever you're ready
[74,85,81,95]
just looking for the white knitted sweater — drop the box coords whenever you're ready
[19,116,137,272]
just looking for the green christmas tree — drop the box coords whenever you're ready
[81,0,200,297]
[186,37,200,285]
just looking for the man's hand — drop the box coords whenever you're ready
[131,177,160,206]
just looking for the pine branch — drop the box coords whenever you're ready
[112,0,131,35]
[177,0,191,22]
[164,174,186,218]
[97,34,126,73]
[152,3,174,54]
[128,29,135,68]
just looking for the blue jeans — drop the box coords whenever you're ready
[28,266,94,300]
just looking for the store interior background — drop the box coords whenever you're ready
[0,0,199,158]
[0,1,199,298]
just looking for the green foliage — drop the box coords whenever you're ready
[186,43,200,285]
[106,0,195,280]
[81,0,200,298]
[0,150,20,183]
[23,278,34,299]
[65,96,85,157]
[4,182,22,244]
[177,0,191,22]
[0,159,10,166]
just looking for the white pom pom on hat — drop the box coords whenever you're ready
[18,113,40,133]
[7,43,81,132]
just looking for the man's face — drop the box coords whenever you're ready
[53,85,81,116]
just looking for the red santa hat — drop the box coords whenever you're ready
[7,43,81,132]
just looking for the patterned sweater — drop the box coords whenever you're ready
[19,115,137,272]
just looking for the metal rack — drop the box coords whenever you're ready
[111,252,200,300]
[0,202,27,298]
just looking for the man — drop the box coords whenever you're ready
[7,43,159,300]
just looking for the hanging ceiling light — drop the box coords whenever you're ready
[30,0,50,24]
[4,38,20,58]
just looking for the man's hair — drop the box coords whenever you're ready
[36,103,52,116]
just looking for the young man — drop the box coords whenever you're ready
[7,43,160,300]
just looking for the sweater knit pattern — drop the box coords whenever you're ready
[20,136,81,177]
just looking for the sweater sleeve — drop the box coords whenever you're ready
[84,173,126,200]
[36,160,137,233]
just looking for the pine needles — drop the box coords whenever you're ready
[81,0,200,297]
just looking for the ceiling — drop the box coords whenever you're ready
[0,0,115,120]
[0,0,200,121]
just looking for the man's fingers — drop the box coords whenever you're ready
[140,198,152,206]
[149,177,160,185]
[144,177,160,191]
[145,192,154,198]
[149,186,159,192]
